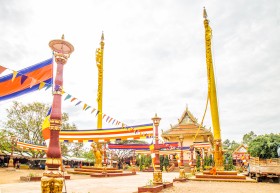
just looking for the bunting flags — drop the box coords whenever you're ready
[42,107,52,147]
[0,66,7,74]
[20,75,28,84]
[39,82,46,90]
[12,71,18,82]
[0,58,53,101]
[64,94,71,101]
[29,78,36,88]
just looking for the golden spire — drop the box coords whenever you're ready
[203,7,208,19]
[101,31,104,41]
[100,31,105,49]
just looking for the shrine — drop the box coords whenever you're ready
[161,107,213,169]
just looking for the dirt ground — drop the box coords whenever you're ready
[0,168,279,193]
[0,168,90,184]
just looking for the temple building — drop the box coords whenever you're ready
[232,144,250,166]
[161,107,214,165]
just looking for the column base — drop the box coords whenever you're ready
[153,170,162,184]
[179,166,186,178]
[41,176,64,193]
[41,169,65,193]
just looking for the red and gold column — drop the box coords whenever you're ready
[151,114,162,184]
[41,35,74,193]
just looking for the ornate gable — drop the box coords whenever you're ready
[233,144,248,154]
[178,107,198,125]
[162,107,213,143]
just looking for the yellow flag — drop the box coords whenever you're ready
[12,71,18,82]
[39,82,46,90]
[149,144,154,151]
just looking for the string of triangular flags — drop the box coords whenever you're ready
[0,65,52,90]
[0,65,135,131]
[58,84,135,131]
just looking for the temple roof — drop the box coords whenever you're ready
[161,107,213,138]
[232,144,248,155]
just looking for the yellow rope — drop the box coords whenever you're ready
[193,92,209,142]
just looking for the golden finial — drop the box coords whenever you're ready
[61,34,65,40]
[203,7,208,19]
[101,31,104,41]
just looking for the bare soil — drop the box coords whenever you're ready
[0,168,279,193]
[0,168,89,184]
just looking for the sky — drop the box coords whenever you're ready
[0,0,279,143]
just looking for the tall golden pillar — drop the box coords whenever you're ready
[41,35,74,193]
[96,32,104,129]
[203,8,224,170]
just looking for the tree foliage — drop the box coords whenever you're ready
[2,101,79,157]
[222,139,240,153]
[136,154,152,171]
[248,133,280,159]
[242,131,257,145]
[82,148,95,163]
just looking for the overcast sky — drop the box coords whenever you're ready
[0,0,279,142]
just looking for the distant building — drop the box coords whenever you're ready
[232,144,250,166]
[161,107,213,165]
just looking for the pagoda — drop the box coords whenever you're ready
[161,107,213,167]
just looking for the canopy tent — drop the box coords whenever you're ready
[0,58,53,101]
[59,123,154,143]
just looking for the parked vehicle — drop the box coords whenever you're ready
[248,157,280,183]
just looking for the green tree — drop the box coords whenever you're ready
[160,155,164,171]
[242,131,257,145]
[248,133,280,159]
[82,149,95,164]
[196,155,201,171]
[163,155,169,172]
[223,152,235,171]
[0,129,13,153]
[144,155,152,168]
[2,101,78,157]
[223,139,240,154]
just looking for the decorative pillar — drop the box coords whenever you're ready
[178,134,185,179]
[200,149,204,172]
[151,114,162,184]
[131,150,136,174]
[41,35,74,193]
[103,142,107,166]
[190,145,195,175]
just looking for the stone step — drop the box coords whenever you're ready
[203,171,238,175]
[74,168,123,173]
[82,166,119,171]
[196,174,246,180]
[91,172,136,178]
[191,177,256,183]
